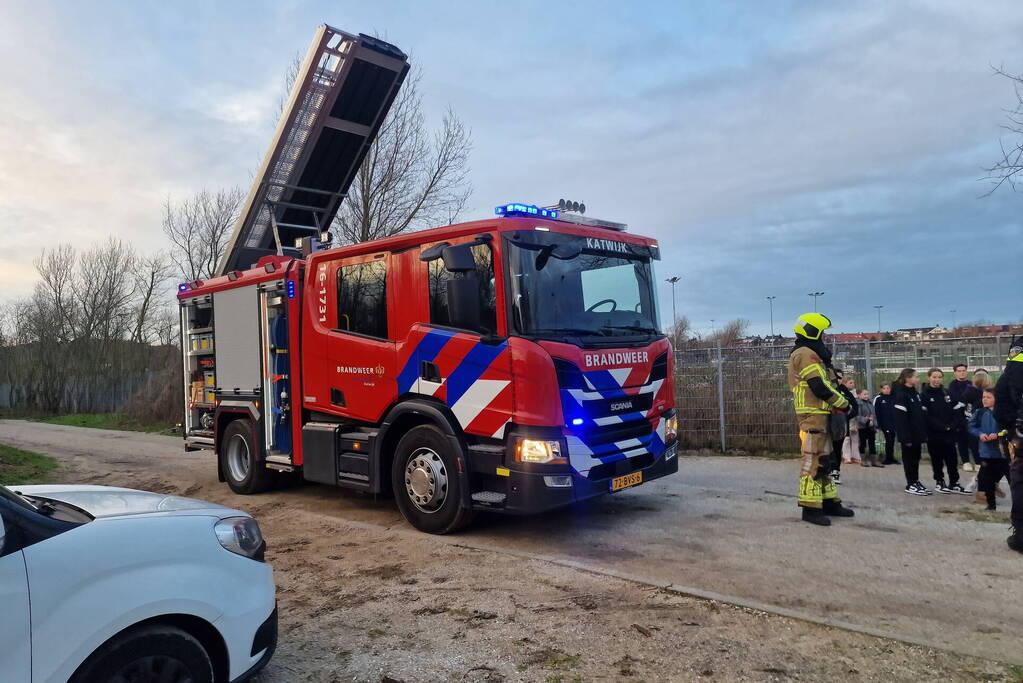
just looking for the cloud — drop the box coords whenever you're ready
[0,0,1020,335]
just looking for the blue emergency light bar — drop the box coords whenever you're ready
[178,283,189,292]
[495,203,558,219]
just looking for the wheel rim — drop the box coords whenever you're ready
[404,447,448,514]
[226,433,250,482]
[110,655,195,683]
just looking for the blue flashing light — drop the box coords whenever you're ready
[495,203,558,219]
[178,283,189,292]
[287,280,296,299]
[571,418,584,426]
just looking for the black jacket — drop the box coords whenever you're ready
[922,384,963,438]
[994,343,1023,430]
[947,378,972,405]
[892,383,927,445]
[873,393,896,432]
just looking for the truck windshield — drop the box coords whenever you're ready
[505,231,661,341]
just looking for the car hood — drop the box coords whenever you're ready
[13,484,244,519]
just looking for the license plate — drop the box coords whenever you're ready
[611,471,642,492]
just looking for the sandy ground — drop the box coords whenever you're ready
[1,420,1020,682]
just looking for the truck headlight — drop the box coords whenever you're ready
[515,438,567,464]
[215,516,266,562]
[663,413,678,442]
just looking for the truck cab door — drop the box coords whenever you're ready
[327,253,397,422]
[418,238,513,439]
[0,515,31,682]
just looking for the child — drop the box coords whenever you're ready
[893,368,931,495]
[967,389,1010,511]
[840,377,861,465]
[922,368,967,494]
[856,389,881,467]
[873,383,899,465]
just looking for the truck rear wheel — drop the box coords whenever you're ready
[221,419,274,494]
[391,424,473,534]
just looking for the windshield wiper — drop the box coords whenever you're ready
[602,325,660,334]
[532,327,605,337]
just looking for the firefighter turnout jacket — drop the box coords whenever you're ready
[787,345,849,414]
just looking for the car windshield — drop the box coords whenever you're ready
[1,484,41,513]
[505,231,661,340]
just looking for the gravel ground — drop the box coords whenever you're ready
[0,420,1019,681]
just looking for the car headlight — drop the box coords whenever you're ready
[515,438,567,464]
[215,516,266,562]
[663,413,678,442]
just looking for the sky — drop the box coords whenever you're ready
[1,0,1021,336]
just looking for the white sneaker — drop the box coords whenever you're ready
[913,481,933,495]
[962,462,975,472]
[905,483,929,496]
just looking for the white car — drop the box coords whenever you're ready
[0,484,276,683]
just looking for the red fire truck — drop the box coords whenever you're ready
[177,27,678,533]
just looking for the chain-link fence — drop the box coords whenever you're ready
[676,335,1014,453]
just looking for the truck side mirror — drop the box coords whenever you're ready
[447,272,481,332]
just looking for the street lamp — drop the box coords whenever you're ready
[666,276,680,330]
[807,291,825,312]
[874,305,883,333]
[766,296,776,337]
[950,309,957,336]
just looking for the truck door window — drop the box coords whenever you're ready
[337,260,388,339]
[428,243,496,335]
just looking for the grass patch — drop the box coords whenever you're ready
[939,507,1008,524]
[0,443,58,485]
[34,413,174,434]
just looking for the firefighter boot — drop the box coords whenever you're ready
[822,499,855,517]
[1009,527,1022,555]
[802,507,832,526]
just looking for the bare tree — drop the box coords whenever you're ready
[335,71,472,243]
[131,253,174,343]
[162,187,245,282]
[983,65,1023,195]
[275,57,472,245]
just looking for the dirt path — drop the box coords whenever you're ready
[0,420,1018,681]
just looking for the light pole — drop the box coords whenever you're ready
[874,305,883,333]
[666,276,680,331]
[766,296,776,336]
[950,309,957,336]
[807,291,825,312]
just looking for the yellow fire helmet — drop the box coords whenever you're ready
[793,312,833,340]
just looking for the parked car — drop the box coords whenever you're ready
[0,483,276,682]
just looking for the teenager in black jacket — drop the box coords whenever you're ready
[873,383,899,465]
[892,368,931,495]
[922,368,968,494]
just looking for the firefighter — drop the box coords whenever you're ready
[993,335,1023,554]
[787,313,854,526]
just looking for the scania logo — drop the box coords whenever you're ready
[610,400,633,412]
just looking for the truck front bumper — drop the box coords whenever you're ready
[491,444,678,515]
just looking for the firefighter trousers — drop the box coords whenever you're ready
[798,413,839,509]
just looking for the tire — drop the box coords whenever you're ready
[391,424,474,534]
[71,625,213,683]
[221,419,274,494]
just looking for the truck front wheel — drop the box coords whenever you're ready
[221,419,274,494]
[391,424,473,534]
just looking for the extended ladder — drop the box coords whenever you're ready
[218,25,410,273]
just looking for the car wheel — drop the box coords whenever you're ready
[70,625,213,683]
[391,424,474,534]
[221,419,274,494]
